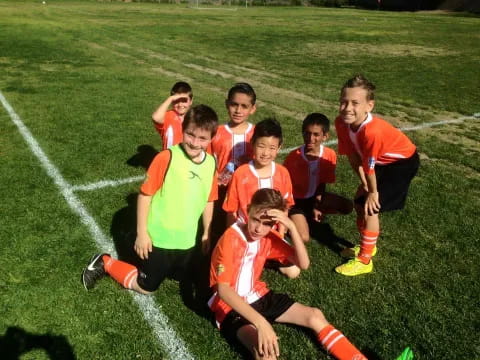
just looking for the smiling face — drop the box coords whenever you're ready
[339,87,375,130]
[247,209,276,241]
[172,93,193,116]
[226,92,256,127]
[252,136,281,168]
[303,124,328,155]
[182,123,212,162]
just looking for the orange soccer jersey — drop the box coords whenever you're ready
[208,223,294,327]
[209,123,255,173]
[335,113,416,175]
[223,161,294,223]
[283,145,337,199]
[153,110,183,150]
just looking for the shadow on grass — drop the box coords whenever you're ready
[109,193,213,319]
[126,144,158,170]
[0,327,76,360]
[310,221,354,254]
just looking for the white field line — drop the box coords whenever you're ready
[70,175,145,192]
[0,91,194,360]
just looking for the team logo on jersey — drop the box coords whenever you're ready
[188,170,201,180]
[216,264,225,276]
[368,157,376,170]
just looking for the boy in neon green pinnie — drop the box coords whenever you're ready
[82,104,218,294]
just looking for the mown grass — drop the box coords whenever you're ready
[1,1,479,359]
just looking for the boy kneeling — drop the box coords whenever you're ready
[208,188,367,360]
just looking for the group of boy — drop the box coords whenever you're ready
[81,76,418,360]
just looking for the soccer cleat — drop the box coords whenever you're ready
[395,347,414,360]
[335,257,373,276]
[82,253,108,290]
[340,245,377,259]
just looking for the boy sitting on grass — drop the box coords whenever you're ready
[334,75,419,276]
[82,104,218,294]
[152,81,193,150]
[209,188,368,360]
[283,113,353,243]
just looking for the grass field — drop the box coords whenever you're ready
[1,1,479,359]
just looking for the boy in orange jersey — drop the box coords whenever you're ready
[152,81,193,150]
[284,113,353,243]
[223,118,298,278]
[335,75,419,276]
[82,105,218,294]
[210,82,257,186]
[209,188,368,360]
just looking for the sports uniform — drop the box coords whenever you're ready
[335,113,419,212]
[136,144,218,290]
[223,161,294,223]
[153,110,183,150]
[210,123,255,174]
[208,223,294,329]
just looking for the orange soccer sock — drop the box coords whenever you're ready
[357,230,379,264]
[102,255,138,289]
[317,324,367,360]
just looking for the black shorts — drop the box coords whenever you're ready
[136,246,195,292]
[220,291,295,340]
[355,151,420,212]
[288,197,315,218]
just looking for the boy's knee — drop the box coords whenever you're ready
[307,308,328,329]
[300,233,310,243]
[279,265,301,279]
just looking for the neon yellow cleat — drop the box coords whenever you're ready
[395,347,414,360]
[340,245,377,259]
[335,257,373,276]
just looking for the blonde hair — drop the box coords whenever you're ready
[341,74,376,101]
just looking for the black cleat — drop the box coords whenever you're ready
[82,253,108,290]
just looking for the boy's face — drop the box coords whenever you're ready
[339,87,374,128]
[226,93,256,125]
[303,124,328,153]
[182,123,212,162]
[252,136,281,168]
[172,93,193,116]
[247,209,276,241]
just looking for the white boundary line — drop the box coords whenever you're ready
[70,175,145,192]
[0,91,195,360]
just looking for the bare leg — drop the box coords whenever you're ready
[290,213,310,243]
[237,324,278,360]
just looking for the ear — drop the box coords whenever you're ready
[323,132,330,141]
[367,99,375,112]
[249,104,257,115]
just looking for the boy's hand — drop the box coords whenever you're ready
[256,319,280,358]
[170,93,189,103]
[365,191,380,216]
[134,233,153,260]
[312,208,323,222]
[266,209,293,231]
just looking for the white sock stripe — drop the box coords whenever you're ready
[123,269,138,289]
[362,235,378,240]
[362,240,377,245]
[321,328,339,346]
[326,333,345,352]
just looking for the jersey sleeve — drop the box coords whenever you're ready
[319,147,337,184]
[210,230,235,288]
[140,150,172,195]
[279,165,295,208]
[334,116,355,156]
[222,169,241,213]
[267,231,295,264]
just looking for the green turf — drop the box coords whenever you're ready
[1,1,479,359]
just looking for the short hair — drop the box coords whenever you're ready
[247,188,287,215]
[251,118,283,146]
[171,81,193,99]
[341,74,376,101]
[182,104,218,137]
[302,113,330,134]
[227,82,256,105]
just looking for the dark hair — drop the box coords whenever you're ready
[251,118,283,146]
[171,81,193,99]
[182,104,218,137]
[302,113,330,134]
[227,82,256,105]
[247,188,287,215]
[341,74,376,101]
